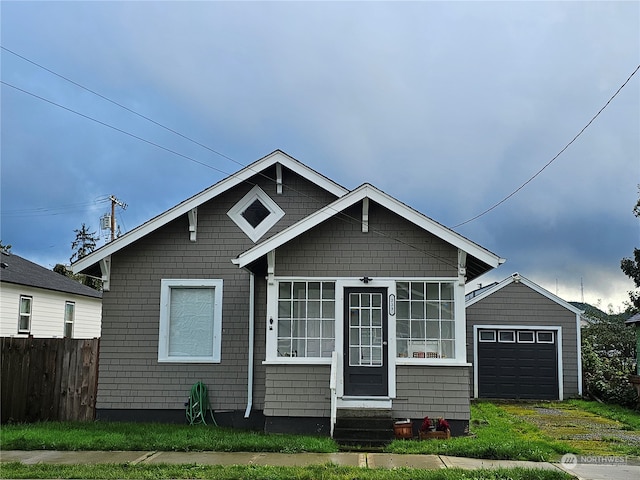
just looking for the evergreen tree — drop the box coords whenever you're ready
[70,223,99,264]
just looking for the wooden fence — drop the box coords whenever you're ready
[1,337,99,423]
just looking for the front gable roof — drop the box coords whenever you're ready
[465,272,583,315]
[1,252,102,299]
[72,150,348,274]
[233,183,504,279]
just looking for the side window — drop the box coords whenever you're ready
[18,296,32,334]
[64,302,75,338]
[158,279,223,363]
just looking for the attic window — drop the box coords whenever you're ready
[228,185,285,243]
[242,199,270,228]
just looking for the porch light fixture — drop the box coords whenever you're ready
[360,276,372,284]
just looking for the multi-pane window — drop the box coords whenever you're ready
[64,302,75,338]
[396,281,455,359]
[348,292,383,366]
[277,281,335,358]
[18,296,32,334]
[158,279,223,363]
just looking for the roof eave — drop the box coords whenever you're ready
[234,184,504,271]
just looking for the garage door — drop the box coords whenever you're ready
[477,329,559,400]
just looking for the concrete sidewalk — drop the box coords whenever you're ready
[0,449,558,470]
[2,450,640,479]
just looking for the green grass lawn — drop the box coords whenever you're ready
[1,400,637,464]
[0,421,336,453]
[0,463,573,480]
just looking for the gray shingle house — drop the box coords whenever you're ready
[466,273,583,401]
[73,150,504,437]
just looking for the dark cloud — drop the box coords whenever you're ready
[1,1,638,307]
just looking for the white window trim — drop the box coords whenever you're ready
[517,331,535,343]
[266,277,468,367]
[18,295,32,334]
[158,279,223,363]
[64,301,75,338]
[227,185,285,243]
[394,277,468,366]
[498,330,516,343]
[479,330,496,342]
[537,331,555,344]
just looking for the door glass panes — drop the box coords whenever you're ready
[396,281,456,359]
[348,292,383,367]
[277,281,336,358]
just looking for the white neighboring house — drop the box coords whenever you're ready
[0,251,102,338]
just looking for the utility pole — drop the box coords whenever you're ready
[109,195,127,241]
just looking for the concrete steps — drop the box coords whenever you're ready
[332,408,395,447]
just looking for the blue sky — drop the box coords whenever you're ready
[1,1,638,310]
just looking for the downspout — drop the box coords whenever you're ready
[244,271,255,418]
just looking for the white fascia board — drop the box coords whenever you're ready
[233,184,504,269]
[465,272,584,315]
[72,150,349,273]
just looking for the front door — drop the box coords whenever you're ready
[343,287,388,396]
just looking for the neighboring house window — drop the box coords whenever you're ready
[227,185,285,242]
[396,281,455,359]
[64,302,75,338]
[158,279,223,363]
[18,295,32,334]
[277,281,335,358]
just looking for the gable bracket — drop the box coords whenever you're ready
[188,208,197,242]
[458,249,467,286]
[99,255,111,292]
[267,250,275,285]
[362,197,369,233]
[276,163,283,194]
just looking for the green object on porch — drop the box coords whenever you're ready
[186,381,217,426]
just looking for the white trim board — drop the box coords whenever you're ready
[233,184,504,269]
[466,272,583,315]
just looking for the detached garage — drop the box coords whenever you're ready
[466,273,583,400]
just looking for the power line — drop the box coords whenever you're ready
[6,47,634,270]
[1,78,460,268]
[0,46,244,170]
[1,197,110,217]
[1,80,234,176]
[454,63,640,228]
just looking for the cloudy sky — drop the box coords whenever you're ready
[1,1,638,311]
